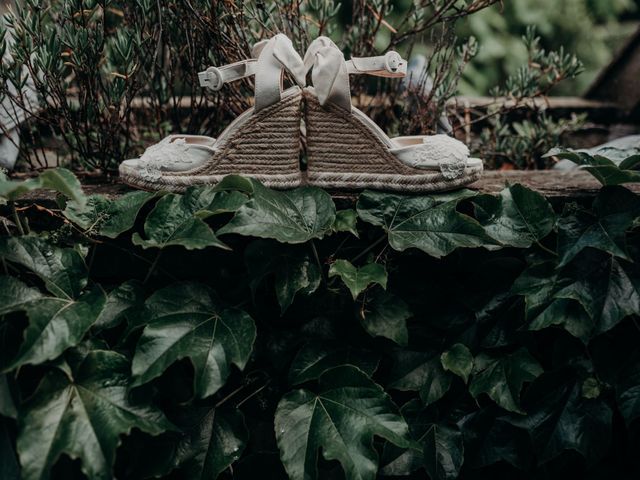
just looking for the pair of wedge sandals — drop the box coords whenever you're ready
[120,34,483,192]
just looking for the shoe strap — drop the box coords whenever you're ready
[304,36,407,111]
[199,34,305,112]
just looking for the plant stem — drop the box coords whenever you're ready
[9,201,24,236]
[352,234,387,264]
[310,240,326,283]
[536,241,557,257]
[143,250,163,284]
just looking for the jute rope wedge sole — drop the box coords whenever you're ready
[120,90,303,192]
[303,37,483,193]
[119,34,306,192]
[304,91,483,192]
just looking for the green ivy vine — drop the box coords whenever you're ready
[1,158,639,479]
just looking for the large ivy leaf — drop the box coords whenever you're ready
[172,407,248,479]
[556,187,640,266]
[275,366,412,480]
[329,259,387,300]
[0,275,42,313]
[510,370,612,464]
[132,187,243,250]
[545,148,640,185]
[0,236,87,298]
[131,283,256,399]
[469,349,543,414]
[245,240,321,313]
[387,351,453,406]
[64,191,159,239]
[360,291,411,346]
[17,350,172,480]
[473,184,555,248]
[615,353,640,425]
[288,342,379,385]
[356,190,493,258]
[440,343,473,384]
[0,168,86,208]
[380,399,463,480]
[2,286,106,371]
[218,180,336,243]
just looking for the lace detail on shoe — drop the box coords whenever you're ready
[413,135,469,179]
[138,138,194,181]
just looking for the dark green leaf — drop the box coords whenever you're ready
[357,190,492,258]
[64,191,159,239]
[245,241,321,313]
[545,148,640,185]
[387,351,452,406]
[0,236,87,298]
[329,259,387,300]
[469,349,543,414]
[93,280,144,331]
[3,286,106,371]
[0,418,20,480]
[556,187,640,266]
[288,342,379,385]
[131,283,256,399]
[423,424,464,480]
[132,187,238,250]
[440,343,473,384]
[0,374,16,419]
[616,354,640,425]
[474,184,555,248]
[360,291,410,346]
[0,168,86,208]
[218,180,336,244]
[17,350,172,480]
[332,209,359,237]
[275,366,411,480]
[173,407,248,479]
[0,276,42,314]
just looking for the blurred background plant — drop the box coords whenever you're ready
[0,0,635,174]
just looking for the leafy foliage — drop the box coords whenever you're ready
[1,169,640,479]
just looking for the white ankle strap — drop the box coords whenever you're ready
[198,59,258,91]
[347,52,406,77]
[200,34,305,112]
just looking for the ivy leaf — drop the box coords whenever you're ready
[360,291,410,346]
[332,209,359,237]
[288,342,379,385]
[510,370,612,464]
[218,180,336,243]
[0,276,42,314]
[131,283,256,399]
[556,187,640,266]
[0,236,87,298]
[172,407,248,479]
[2,286,106,371]
[545,148,640,185]
[275,366,412,480]
[0,168,86,208]
[440,343,473,383]
[17,350,172,480]
[245,241,321,313]
[64,191,159,239]
[356,190,492,258]
[387,351,452,406]
[93,280,145,331]
[132,187,241,250]
[423,424,465,480]
[474,184,555,248]
[329,259,387,300]
[470,349,543,414]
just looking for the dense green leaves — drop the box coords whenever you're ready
[275,366,412,480]
[131,283,256,399]
[218,180,336,243]
[132,187,241,250]
[545,147,640,185]
[17,350,172,480]
[357,190,493,258]
[329,259,387,299]
[0,168,87,208]
[2,172,639,480]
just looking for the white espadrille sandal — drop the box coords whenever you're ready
[119,34,306,192]
[302,37,483,192]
